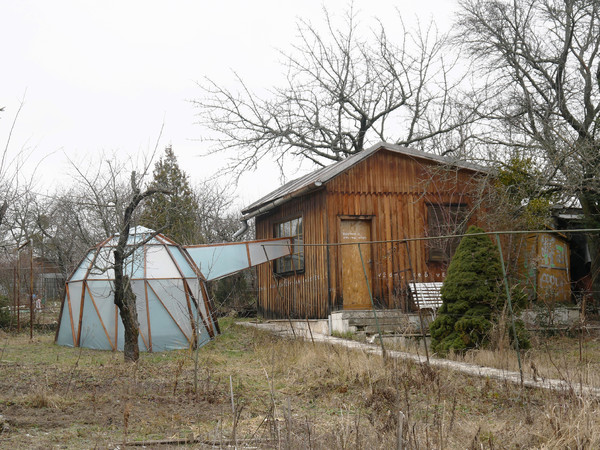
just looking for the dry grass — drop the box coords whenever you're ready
[384,323,600,391]
[0,321,600,448]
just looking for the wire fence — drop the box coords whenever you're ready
[232,228,600,387]
[252,228,600,372]
[0,255,66,333]
[1,228,599,361]
[257,227,597,315]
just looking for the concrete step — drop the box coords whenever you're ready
[332,309,411,320]
[330,309,434,335]
[363,325,420,334]
[348,317,411,327]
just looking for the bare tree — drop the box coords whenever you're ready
[0,98,33,233]
[68,155,169,362]
[194,8,480,177]
[113,171,170,362]
[457,0,600,297]
[0,105,14,229]
[192,180,240,244]
[30,190,98,278]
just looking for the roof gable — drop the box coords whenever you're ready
[241,142,488,218]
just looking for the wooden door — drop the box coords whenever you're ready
[340,219,372,309]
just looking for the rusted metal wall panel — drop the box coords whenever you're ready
[520,233,571,303]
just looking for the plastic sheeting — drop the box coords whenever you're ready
[56,228,214,352]
[56,277,202,351]
[56,228,291,353]
[186,238,292,280]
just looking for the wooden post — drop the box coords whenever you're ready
[397,410,405,450]
[30,244,34,339]
[495,233,523,386]
[12,266,16,330]
[358,243,386,359]
[16,240,31,334]
[16,252,20,332]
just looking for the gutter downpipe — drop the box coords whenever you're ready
[232,219,249,239]
[232,181,324,239]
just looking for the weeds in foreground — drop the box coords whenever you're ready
[0,324,599,448]
[386,326,600,391]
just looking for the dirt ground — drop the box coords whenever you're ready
[1,319,600,448]
[0,339,225,448]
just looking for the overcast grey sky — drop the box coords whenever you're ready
[1,0,458,208]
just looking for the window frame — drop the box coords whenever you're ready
[273,216,304,275]
[427,203,469,263]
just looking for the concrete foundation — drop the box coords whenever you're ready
[521,306,580,328]
[253,310,434,338]
[329,309,434,336]
[254,306,581,340]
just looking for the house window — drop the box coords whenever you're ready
[427,204,469,263]
[274,217,304,274]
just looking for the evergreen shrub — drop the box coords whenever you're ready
[430,226,506,355]
[0,295,11,329]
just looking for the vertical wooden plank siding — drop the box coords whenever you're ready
[255,191,329,319]
[254,150,486,319]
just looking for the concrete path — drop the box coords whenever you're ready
[239,321,600,397]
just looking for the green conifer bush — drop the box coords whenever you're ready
[430,225,506,355]
[0,295,10,329]
[140,146,200,245]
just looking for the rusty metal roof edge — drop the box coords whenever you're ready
[240,142,489,219]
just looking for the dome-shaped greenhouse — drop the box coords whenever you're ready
[56,227,217,352]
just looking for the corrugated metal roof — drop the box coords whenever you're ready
[241,142,488,218]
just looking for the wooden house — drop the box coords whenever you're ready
[239,143,489,319]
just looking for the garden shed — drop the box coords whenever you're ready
[239,142,490,319]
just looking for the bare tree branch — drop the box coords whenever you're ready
[457,0,600,299]
[193,8,479,179]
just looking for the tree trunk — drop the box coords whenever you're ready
[119,276,140,362]
[114,246,140,362]
[0,200,7,227]
[111,172,169,362]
